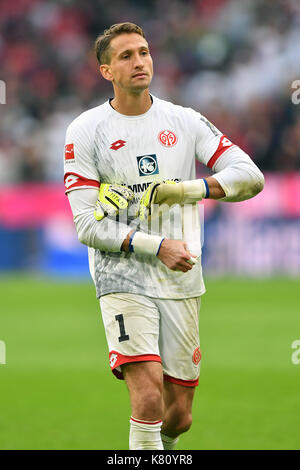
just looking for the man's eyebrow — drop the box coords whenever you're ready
[118,46,149,56]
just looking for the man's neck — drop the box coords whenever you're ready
[110,89,152,116]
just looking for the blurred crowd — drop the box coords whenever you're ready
[0,0,300,184]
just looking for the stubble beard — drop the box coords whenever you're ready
[114,72,152,95]
[130,75,152,95]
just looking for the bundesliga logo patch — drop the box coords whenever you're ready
[137,154,159,176]
[65,143,75,161]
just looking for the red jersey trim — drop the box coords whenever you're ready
[64,172,100,193]
[109,350,162,380]
[207,135,235,169]
[163,374,199,387]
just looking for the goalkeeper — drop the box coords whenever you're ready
[64,23,264,450]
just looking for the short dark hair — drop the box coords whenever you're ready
[94,22,146,65]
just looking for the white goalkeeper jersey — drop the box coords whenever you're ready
[64,95,236,299]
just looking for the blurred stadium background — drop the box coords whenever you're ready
[1,0,300,450]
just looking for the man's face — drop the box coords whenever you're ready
[101,33,153,93]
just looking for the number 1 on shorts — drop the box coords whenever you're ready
[115,314,130,342]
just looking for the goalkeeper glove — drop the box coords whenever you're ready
[138,179,209,221]
[94,183,134,221]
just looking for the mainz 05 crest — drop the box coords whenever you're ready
[158,130,178,147]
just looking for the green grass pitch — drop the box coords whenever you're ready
[0,275,299,450]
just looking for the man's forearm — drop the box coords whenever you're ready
[68,189,164,256]
[204,176,226,199]
[146,150,260,210]
[68,188,133,252]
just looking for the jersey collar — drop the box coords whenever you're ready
[107,94,156,119]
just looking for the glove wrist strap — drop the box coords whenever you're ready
[131,232,165,256]
[182,179,207,203]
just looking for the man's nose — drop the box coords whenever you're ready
[133,53,144,68]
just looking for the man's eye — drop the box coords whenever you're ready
[123,55,129,59]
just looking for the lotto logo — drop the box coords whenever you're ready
[65,174,79,189]
[207,134,234,169]
[64,173,100,191]
[220,135,232,147]
[109,353,118,368]
[110,139,126,151]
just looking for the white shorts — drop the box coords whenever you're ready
[99,293,202,387]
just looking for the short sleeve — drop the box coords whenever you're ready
[63,115,100,194]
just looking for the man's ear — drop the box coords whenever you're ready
[100,64,113,82]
